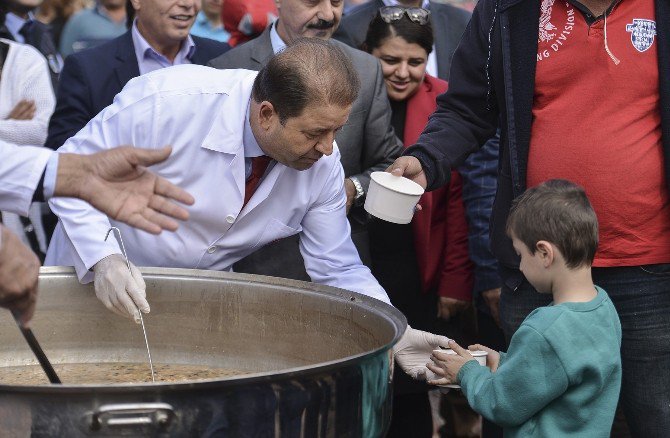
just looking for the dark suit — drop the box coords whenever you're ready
[207,27,402,281]
[334,0,471,81]
[45,31,230,149]
[0,20,61,87]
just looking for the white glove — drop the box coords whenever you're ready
[393,326,451,380]
[93,254,149,323]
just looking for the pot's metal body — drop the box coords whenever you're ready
[0,267,406,437]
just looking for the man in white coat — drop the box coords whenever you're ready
[0,141,195,325]
[46,38,447,380]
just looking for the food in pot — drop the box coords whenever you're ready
[0,362,247,385]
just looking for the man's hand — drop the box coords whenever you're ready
[426,340,476,386]
[7,100,36,120]
[56,146,195,235]
[387,156,427,189]
[469,343,500,372]
[393,326,451,380]
[0,226,40,327]
[438,297,471,322]
[482,287,501,326]
[344,178,356,214]
[93,254,149,323]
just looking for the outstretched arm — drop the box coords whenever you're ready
[55,146,194,235]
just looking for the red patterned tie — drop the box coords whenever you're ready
[244,156,272,207]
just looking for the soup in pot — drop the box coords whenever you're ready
[0,362,248,385]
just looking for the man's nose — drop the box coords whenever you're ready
[316,1,336,22]
[178,0,199,10]
[316,132,335,156]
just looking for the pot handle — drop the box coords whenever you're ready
[88,402,175,432]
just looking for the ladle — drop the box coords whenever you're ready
[12,310,61,384]
[105,227,155,382]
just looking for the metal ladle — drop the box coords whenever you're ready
[105,227,155,382]
[11,310,61,384]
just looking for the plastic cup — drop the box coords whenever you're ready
[432,348,488,389]
[364,171,424,224]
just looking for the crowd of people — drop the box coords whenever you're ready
[0,0,667,437]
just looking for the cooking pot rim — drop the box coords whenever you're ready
[0,267,407,393]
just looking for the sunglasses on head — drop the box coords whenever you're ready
[379,6,431,25]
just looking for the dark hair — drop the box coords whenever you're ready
[252,38,360,125]
[0,1,7,25]
[126,0,134,29]
[362,10,433,55]
[506,179,599,269]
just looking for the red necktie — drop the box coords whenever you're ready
[244,156,272,207]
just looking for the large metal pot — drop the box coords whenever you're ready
[0,267,406,437]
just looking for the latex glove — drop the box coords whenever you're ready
[393,326,451,380]
[93,254,149,323]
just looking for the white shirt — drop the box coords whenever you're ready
[0,141,52,215]
[131,20,196,75]
[45,65,390,304]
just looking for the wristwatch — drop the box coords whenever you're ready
[349,176,365,207]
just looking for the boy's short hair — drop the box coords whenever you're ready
[506,179,599,269]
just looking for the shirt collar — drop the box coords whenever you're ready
[243,99,264,158]
[381,0,431,9]
[5,12,35,41]
[131,19,196,63]
[269,21,286,55]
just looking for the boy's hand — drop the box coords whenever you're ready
[469,344,501,372]
[426,340,476,386]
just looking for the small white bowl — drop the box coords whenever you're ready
[432,349,488,389]
[364,171,424,224]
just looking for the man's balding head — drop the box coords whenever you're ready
[250,39,360,171]
[252,38,360,125]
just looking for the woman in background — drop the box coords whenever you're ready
[0,37,56,261]
[363,8,475,437]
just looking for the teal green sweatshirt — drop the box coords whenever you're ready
[457,287,621,437]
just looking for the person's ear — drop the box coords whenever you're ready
[536,240,554,268]
[130,0,141,11]
[257,101,277,131]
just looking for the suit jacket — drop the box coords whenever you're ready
[45,30,230,149]
[333,0,471,81]
[405,75,472,300]
[207,27,402,281]
[0,20,61,87]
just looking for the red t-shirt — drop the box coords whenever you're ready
[527,0,670,267]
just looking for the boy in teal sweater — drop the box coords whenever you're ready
[427,179,622,437]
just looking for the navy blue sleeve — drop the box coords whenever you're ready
[458,133,501,298]
[404,0,500,191]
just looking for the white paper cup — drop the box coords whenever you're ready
[364,171,424,224]
[432,349,488,389]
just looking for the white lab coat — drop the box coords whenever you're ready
[46,65,390,304]
[0,140,52,216]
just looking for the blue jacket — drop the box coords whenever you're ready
[46,30,229,149]
[406,0,670,268]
